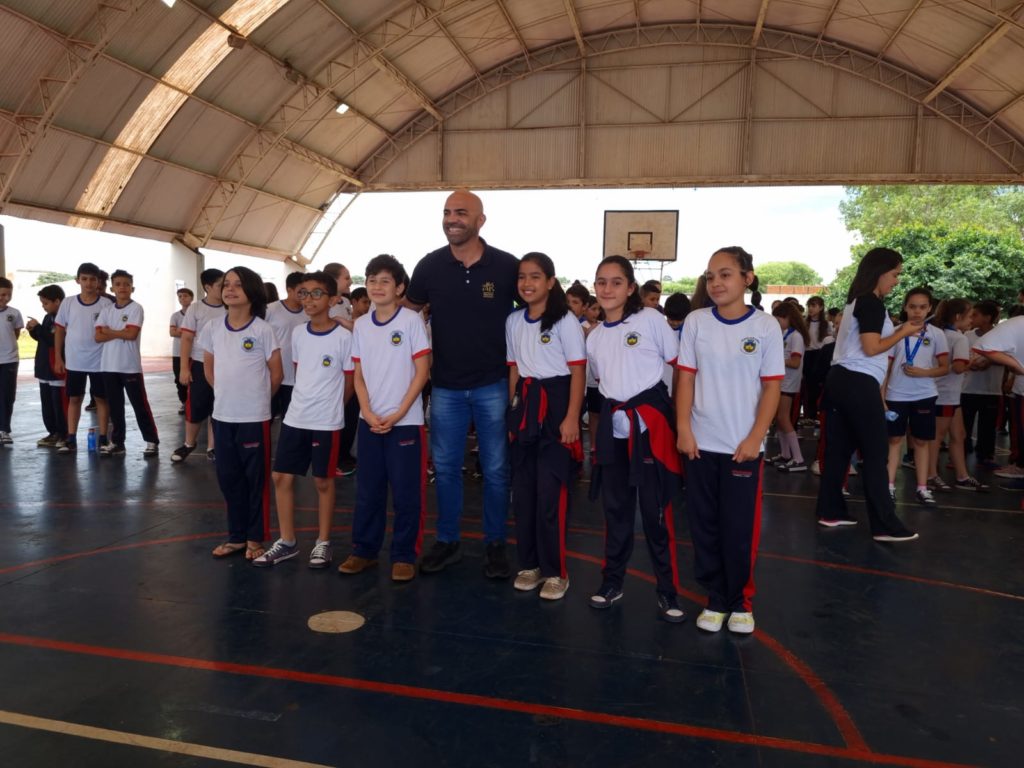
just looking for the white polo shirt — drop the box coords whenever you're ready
[265,300,307,387]
[55,294,112,372]
[96,301,144,374]
[284,323,354,431]
[807,319,832,351]
[328,297,353,323]
[781,327,805,394]
[936,328,971,406]
[962,328,1005,395]
[180,299,226,362]
[832,296,894,385]
[170,309,185,357]
[505,308,587,379]
[587,307,678,437]
[678,306,785,455]
[200,316,279,423]
[0,306,24,364]
[885,325,949,402]
[352,307,430,427]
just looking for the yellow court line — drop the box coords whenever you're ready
[0,710,333,768]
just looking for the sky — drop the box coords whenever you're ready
[2,186,858,287]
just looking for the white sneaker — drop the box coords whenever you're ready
[696,609,726,632]
[727,612,756,634]
[0,432,12,445]
[513,568,544,591]
[993,464,1024,478]
[810,460,821,476]
[539,576,569,600]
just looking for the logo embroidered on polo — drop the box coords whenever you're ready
[922,337,931,346]
[624,331,640,347]
[539,331,552,345]
[242,337,256,351]
[741,337,758,354]
[121,314,129,323]
[390,331,403,346]
[481,281,495,299]
[321,354,334,367]
[4,315,11,323]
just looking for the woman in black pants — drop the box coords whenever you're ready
[815,248,923,542]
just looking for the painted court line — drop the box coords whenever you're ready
[0,633,976,768]
[0,709,332,768]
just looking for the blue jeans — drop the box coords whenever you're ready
[430,381,509,543]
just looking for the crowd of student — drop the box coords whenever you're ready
[3,190,1024,637]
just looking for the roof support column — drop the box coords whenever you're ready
[578,58,587,179]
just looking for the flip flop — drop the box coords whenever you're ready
[212,541,246,558]
[245,544,266,561]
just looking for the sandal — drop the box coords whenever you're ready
[245,543,266,561]
[212,541,246,558]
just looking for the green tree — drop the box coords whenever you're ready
[33,271,75,286]
[823,225,1024,312]
[662,277,697,294]
[841,185,1024,242]
[754,261,823,286]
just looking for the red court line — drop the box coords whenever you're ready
[564,550,870,752]
[564,525,1024,603]
[0,631,975,768]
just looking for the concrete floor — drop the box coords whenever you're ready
[0,368,1021,767]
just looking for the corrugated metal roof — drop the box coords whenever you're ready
[0,0,1021,262]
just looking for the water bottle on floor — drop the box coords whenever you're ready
[87,428,97,453]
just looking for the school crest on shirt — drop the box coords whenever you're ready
[241,337,256,351]
[539,331,552,345]
[741,337,758,354]
[922,337,931,346]
[624,331,641,348]
[4,315,11,323]
[321,354,334,368]
[390,330,403,346]
[481,281,495,299]
[121,314,129,323]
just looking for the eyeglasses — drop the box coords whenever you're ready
[297,289,329,299]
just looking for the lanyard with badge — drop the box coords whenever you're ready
[903,328,926,370]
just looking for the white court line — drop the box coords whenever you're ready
[0,710,333,768]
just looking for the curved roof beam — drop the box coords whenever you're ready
[339,22,1024,194]
[186,0,470,247]
[0,0,146,210]
[69,0,291,229]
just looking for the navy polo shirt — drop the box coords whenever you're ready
[407,238,519,389]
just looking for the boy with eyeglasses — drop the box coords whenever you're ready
[254,272,354,569]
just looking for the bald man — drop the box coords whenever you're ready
[405,190,519,579]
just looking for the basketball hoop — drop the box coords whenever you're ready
[629,250,650,261]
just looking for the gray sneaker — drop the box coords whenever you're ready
[252,539,299,567]
[308,540,332,569]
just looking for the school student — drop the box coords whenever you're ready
[324,262,354,330]
[169,288,193,415]
[815,248,922,541]
[253,272,354,569]
[0,277,24,445]
[174,269,225,462]
[201,267,283,561]
[676,247,782,634]
[803,295,831,423]
[505,253,585,601]
[265,271,308,420]
[53,262,113,453]
[961,300,1003,469]
[27,285,67,447]
[587,256,685,623]
[350,287,370,320]
[339,255,431,582]
[770,301,809,472]
[972,315,1024,489]
[94,270,159,457]
[928,299,987,491]
[565,281,589,323]
[882,288,949,505]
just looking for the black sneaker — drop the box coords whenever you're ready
[589,585,623,610]
[106,443,126,456]
[483,541,511,579]
[170,444,195,463]
[873,527,919,542]
[419,541,462,574]
[206,448,216,462]
[84,400,97,412]
[657,594,687,623]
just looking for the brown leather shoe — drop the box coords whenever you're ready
[392,562,416,582]
[337,555,378,574]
